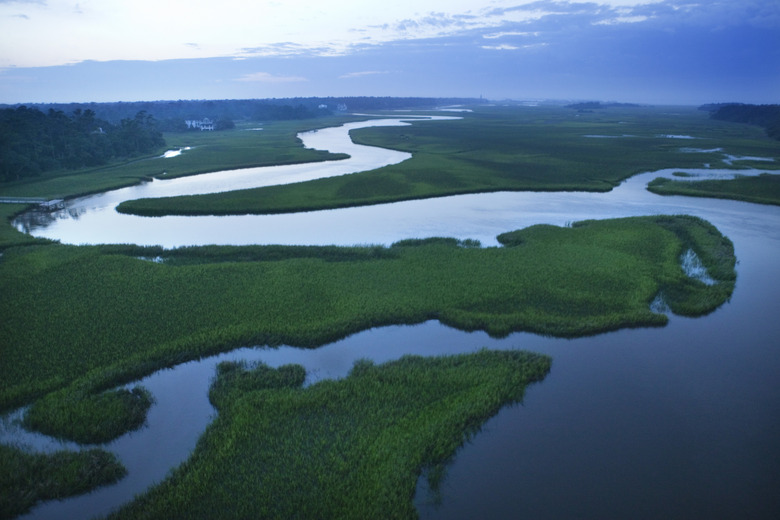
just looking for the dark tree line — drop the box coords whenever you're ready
[0,107,165,181]
[0,97,485,130]
[702,103,780,141]
[565,102,641,110]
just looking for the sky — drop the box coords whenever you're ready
[0,0,778,105]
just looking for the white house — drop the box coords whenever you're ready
[185,118,215,131]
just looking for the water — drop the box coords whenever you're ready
[5,117,780,519]
[13,116,454,247]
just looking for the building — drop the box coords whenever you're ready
[185,118,215,131]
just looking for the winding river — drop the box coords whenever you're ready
[5,116,780,519]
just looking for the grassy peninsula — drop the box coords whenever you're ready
[0,445,126,520]
[116,105,780,216]
[108,352,551,519]
[648,173,780,205]
[1,215,735,443]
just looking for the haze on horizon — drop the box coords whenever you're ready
[0,0,778,106]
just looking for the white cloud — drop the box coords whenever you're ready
[0,1,643,68]
[482,31,540,39]
[481,42,549,51]
[235,72,308,83]
[481,44,520,51]
[1,0,776,69]
[339,70,392,79]
[593,15,650,25]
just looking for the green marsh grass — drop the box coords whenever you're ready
[22,387,153,444]
[0,216,735,442]
[107,351,552,520]
[648,173,780,206]
[0,105,754,516]
[0,205,52,250]
[0,444,125,519]
[0,118,356,201]
[116,105,780,216]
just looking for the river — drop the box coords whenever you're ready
[5,116,780,519]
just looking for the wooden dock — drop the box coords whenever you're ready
[0,197,65,210]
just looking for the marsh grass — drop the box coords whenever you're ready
[107,351,552,520]
[0,205,52,250]
[0,118,355,201]
[0,216,735,443]
[22,387,153,444]
[0,444,125,519]
[648,173,780,206]
[0,105,755,517]
[116,105,780,216]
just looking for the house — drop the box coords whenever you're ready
[185,118,215,131]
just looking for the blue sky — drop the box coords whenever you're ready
[0,0,778,105]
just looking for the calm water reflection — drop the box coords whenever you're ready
[6,117,780,519]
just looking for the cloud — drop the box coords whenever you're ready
[481,44,520,51]
[481,42,549,51]
[483,31,540,39]
[601,0,780,29]
[593,15,649,26]
[235,72,308,83]
[339,70,392,79]
[391,12,471,32]
[238,42,350,59]
[1,0,778,105]
[4,0,777,70]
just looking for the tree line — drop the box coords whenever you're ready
[0,97,485,131]
[702,103,780,141]
[0,106,165,181]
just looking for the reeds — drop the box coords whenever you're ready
[108,351,552,519]
[648,173,780,206]
[0,216,736,443]
[0,444,125,519]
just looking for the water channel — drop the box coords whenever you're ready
[5,116,780,519]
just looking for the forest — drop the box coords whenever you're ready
[0,107,164,181]
[703,103,780,140]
